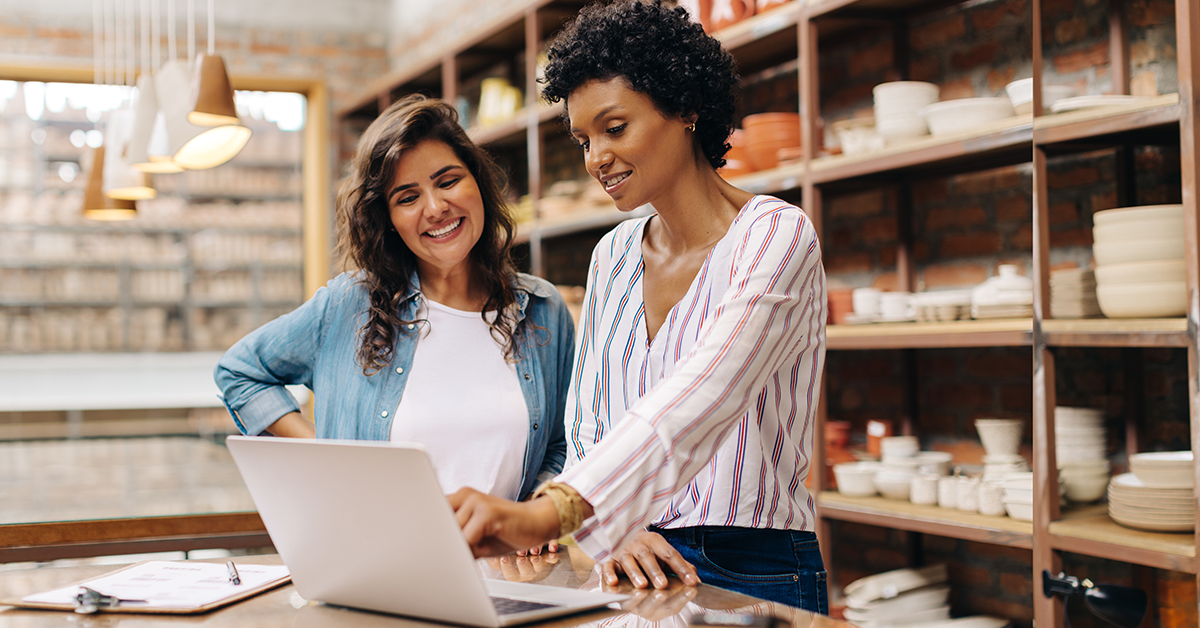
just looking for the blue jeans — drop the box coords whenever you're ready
[650,526,828,615]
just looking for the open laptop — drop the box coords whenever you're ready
[226,436,626,627]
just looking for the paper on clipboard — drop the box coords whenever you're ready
[22,561,291,610]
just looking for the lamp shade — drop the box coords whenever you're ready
[82,145,138,220]
[173,124,252,170]
[188,53,239,126]
[127,73,183,174]
[102,109,157,200]
[156,59,208,160]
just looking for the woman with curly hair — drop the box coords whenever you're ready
[450,0,828,613]
[215,95,574,529]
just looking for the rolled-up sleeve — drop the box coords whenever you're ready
[558,207,824,559]
[214,278,339,435]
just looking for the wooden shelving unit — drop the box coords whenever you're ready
[335,0,1200,624]
[819,492,1033,549]
[827,319,1033,350]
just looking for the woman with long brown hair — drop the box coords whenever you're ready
[216,95,574,520]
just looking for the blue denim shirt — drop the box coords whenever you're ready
[214,271,574,499]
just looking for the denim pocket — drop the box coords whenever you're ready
[804,570,828,615]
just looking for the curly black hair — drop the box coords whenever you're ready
[541,0,740,170]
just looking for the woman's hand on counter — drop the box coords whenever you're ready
[449,487,562,557]
[516,538,559,556]
[600,530,700,590]
[486,551,560,583]
[265,412,316,438]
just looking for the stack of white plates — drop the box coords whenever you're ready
[1092,205,1186,318]
[1001,472,1034,521]
[844,565,951,628]
[1050,268,1100,319]
[971,265,1033,319]
[1108,472,1194,532]
[874,82,938,145]
[1055,407,1106,464]
[982,454,1028,479]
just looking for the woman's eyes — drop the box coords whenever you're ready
[394,177,461,206]
[575,124,628,151]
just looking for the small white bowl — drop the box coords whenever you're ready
[1093,237,1185,266]
[1004,501,1034,521]
[1094,260,1186,285]
[1094,219,1184,243]
[1093,204,1184,227]
[1096,281,1186,318]
[1130,451,1194,488]
[921,98,1015,136]
[881,435,920,457]
[1005,78,1076,114]
[875,470,915,500]
[1064,475,1110,502]
[834,462,881,497]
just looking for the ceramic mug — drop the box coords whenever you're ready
[852,287,881,317]
[937,475,958,509]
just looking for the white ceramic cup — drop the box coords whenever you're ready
[938,476,958,509]
[852,287,881,317]
[879,291,912,320]
[956,476,980,513]
[977,479,1007,516]
[910,473,940,505]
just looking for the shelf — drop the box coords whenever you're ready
[727,161,806,195]
[1033,94,1181,153]
[1051,505,1197,573]
[713,4,801,74]
[191,300,300,308]
[0,300,180,308]
[827,318,1032,350]
[516,204,652,243]
[0,224,301,236]
[1041,318,1189,348]
[818,492,1033,548]
[810,115,1033,187]
[806,0,968,19]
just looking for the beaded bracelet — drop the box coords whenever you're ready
[531,481,587,537]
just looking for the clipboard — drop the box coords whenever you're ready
[4,560,292,615]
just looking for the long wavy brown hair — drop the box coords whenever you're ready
[336,94,522,375]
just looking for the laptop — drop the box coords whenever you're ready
[226,436,626,627]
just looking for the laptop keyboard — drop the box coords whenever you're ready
[491,596,559,615]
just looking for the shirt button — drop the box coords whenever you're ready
[396,367,404,374]
[523,373,530,380]
[408,324,415,330]
[533,423,538,429]
[381,410,389,418]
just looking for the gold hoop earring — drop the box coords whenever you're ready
[688,122,696,132]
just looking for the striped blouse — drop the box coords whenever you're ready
[558,195,827,560]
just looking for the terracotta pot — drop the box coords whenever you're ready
[865,419,894,457]
[828,288,853,324]
[825,421,851,449]
[726,129,747,163]
[678,0,714,31]
[743,112,801,170]
[710,0,754,32]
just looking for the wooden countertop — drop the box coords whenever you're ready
[0,551,856,628]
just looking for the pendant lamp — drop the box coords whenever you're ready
[127,72,181,173]
[188,53,238,126]
[103,108,157,200]
[83,144,138,220]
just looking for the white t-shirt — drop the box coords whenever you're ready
[389,298,529,500]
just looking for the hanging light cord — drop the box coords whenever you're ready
[93,0,103,85]
[167,0,176,61]
[151,0,159,70]
[207,0,214,55]
[187,0,195,65]
[140,0,149,76]
[126,0,135,84]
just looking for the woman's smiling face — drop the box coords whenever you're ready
[567,77,697,211]
[388,139,485,277]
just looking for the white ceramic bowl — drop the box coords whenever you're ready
[1094,259,1186,285]
[921,98,1015,136]
[1060,459,1111,473]
[881,435,920,457]
[975,418,1023,456]
[1004,501,1034,521]
[834,462,881,497]
[1093,204,1184,227]
[1064,475,1110,502]
[876,116,930,142]
[1003,486,1033,502]
[1001,472,1034,489]
[1093,218,1184,243]
[1096,281,1186,318]
[874,81,939,103]
[1056,406,1104,420]
[1092,237,1185,266]
[875,470,915,500]
[1129,451,1194,488]
[1005,78,1076,114]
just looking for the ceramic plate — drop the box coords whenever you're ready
[1050,95,1151,113]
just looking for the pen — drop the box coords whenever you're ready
[226,560,241,586]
